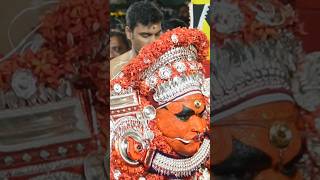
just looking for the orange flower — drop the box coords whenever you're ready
[212,0,302,46]
[32,58,51,75]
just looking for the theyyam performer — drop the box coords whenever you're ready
[110,27,210,179]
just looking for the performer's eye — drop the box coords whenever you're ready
[135,144,142,152]
[174,105,195,121]
[140,33,151,38]
[199,105,206,116]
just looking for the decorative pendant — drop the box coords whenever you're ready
[158,66,172,80]
[113,83,122,93]
[173,61,187,73]
[143,105,156,120]
[171,34,179,44]
[11,69,37,99]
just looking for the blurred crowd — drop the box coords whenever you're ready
[110,0,190,60]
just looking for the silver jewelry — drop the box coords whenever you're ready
[151,138,210,178]
[4,156,14,166]
[113,169,121,180]
[40,150,50,160]
[153,74,205,105]
[158,66,172,80]
[171,34,179,44]
[22,153,32,162]
[143,105,156,120]
[173,61,187,73]
[142,47,197,80]
[146,76,158,89]
[58,147,68,157]
[113,83,122,93]
[11,69,37,99]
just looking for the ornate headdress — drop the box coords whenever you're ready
[212,31,303,121]
[110,27,210,179]
[210,0,320,179]
[211,0,303,121]
[112,27,209,106]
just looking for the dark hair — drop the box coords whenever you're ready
[111,17,125,31]
[162,18,188,32]
[126,1,163,30]
[110,30,130,49]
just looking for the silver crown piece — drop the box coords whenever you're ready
[153,73,205,106]
[141,46,197,80]
[211,31,303,113]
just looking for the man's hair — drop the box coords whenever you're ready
[126,1,163,30]
[110,30,130,49]
[162,18,188,32]
[111,17,125,31]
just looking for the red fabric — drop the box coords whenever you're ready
[295,0,320,52]
[295,0,320,10]
[202,60,210,78]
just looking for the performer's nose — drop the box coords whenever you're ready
[190,116,207,133]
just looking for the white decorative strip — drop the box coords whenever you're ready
[212,79,291,111]
[0,157,84,178]
[30,171,84,180]
[110,92,139,110]
[212,93,294,123]
[0,98,91,152]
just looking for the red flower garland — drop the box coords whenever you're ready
[212,0,305,46]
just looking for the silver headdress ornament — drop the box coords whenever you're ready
[141,44,209,108]
[211,31,304,121]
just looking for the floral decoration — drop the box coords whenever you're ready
[212,0,305,46]
[0,0,108,149]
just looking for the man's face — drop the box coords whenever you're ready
[110,35,129,59]
[126,22,161,53]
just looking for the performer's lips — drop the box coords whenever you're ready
[174,137,192,144]
[174,132,207,144]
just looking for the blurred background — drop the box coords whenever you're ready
[294,0,320,52]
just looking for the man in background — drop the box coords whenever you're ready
[110,1,163,78]
[162,18,188,32]
[110,30,130,59]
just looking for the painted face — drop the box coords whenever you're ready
[110,35,129,59]
[127,22,161,53]
[156,94,208,156]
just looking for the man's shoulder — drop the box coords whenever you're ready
[110,51,130,68]
[110,51,131,78]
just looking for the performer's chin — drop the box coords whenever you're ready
[167,140,201,157]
